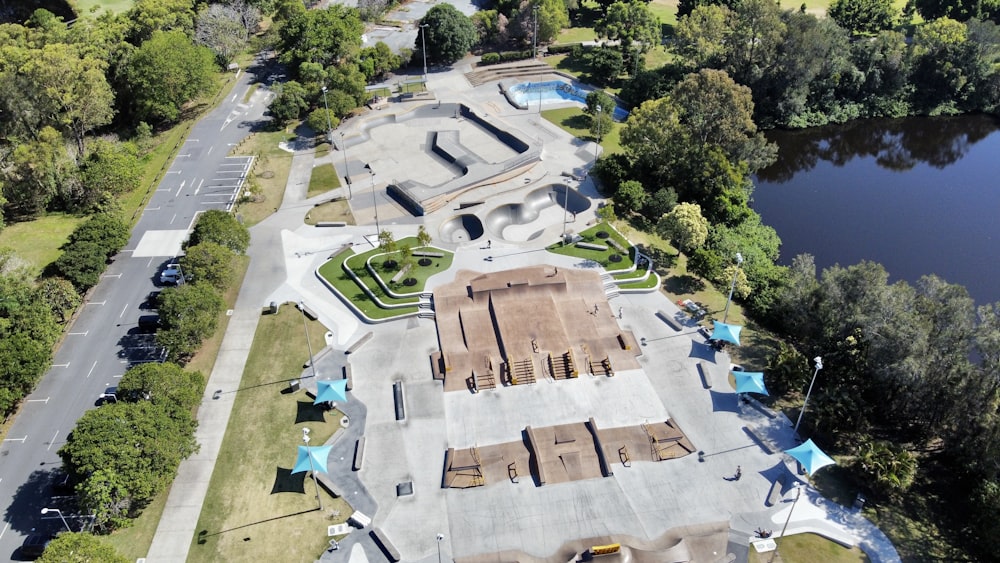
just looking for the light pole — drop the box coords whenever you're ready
[41,508,71,533]
[768,484,803,563]
[594,104,603,161]
[420,24,429,82]
[722,252,744,323]
[365,163,380,235]
[302,428,323,510]
[299,301,316,378]
[340,131,352,199]
[532,7,538,58]
[436,533,445,563]
[793,356,824,435]
[321,86,333,145]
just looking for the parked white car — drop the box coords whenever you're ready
[160,263,183,285]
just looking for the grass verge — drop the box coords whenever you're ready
[74,0,134,15]
[232,127,300,226]
[0,214,84,274]
[318,249,418,320]
[547,222,636,269]
[188,307,351,563]
[305,201,355,226]
[542,107,623,154]
[749,533,869,562]
[307,163,341,198]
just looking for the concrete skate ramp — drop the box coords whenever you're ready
[486,184,590,240]
[439,214,485,243]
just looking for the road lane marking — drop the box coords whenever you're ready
[2,436,26,442]
[171,213,177,225]
[194,179,204,195]
[176,180,186,197]
[0,522,8,540]
[87,361,97,378]
[87,301,105,306]
[119,303,128,318]
[68,331,88,336]
[53,363,70,368]
[26,398,49,403]
[207,146,214,156]
[102,273,121,279]
[48,430,58,450]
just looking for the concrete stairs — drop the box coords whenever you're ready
[465,60,556,87]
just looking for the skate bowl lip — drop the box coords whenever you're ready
[484,184,591,241]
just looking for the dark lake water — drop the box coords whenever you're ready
[753,115,1000,306]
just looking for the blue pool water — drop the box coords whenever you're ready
[508,81,629,121]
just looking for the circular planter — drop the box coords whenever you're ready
[596,231,610,239]
[403,278,418,286]
[609,254,623,263]
[341,416,350,428]
[383,259,398,271]
[418,258,432,267]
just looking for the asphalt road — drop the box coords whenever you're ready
[0,57,275,561]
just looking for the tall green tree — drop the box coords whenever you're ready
[123,30,217,123]
[117,362,204,417]
[189,210,250,254]
[80,141,142,211]
[279,5,364,71]
[156,283,225,363]
[179,242,235,291]
[37,533,129,563]
[657,202,709,253]
[596,0,661,53]
[828,0,898,35]
[195,1,261,65]
[419,4,477,65]
[59,401,198,531]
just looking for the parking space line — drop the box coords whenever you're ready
[48,430,58,450]
[87,361,97,378]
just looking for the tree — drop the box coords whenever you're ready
[589,45,625,84]
[724,0,785,87]
[37,277,81,323]
[657,202,708,253]
[123,30,217,123]
[533,0,571,44]
[614,180,648,214]
[18,43,115,160]
[279,5,364,71]
[59,402,198,531]
[190,210,250,255]
[80,141,142,211]
[268,80,310,122]
[52,241,111,291]
[0,275,61,415]
[125,0,197,44]
[156,283,225,363]
[857,438,918,496]
[596,1,660,53]
[674,4,730,68]
[828,0,897,35]
[417,225,432,247]
[67,213,130,253]
[195,1,261,65]
[419,4,477,65]
[117,362,204,417]
[669,69,776,172]
[1,126,75,219]
[378,230,397,254]
[37,533,129,563]
[179,242,235,291]
[357,42,402,81]
[305,108,340,137]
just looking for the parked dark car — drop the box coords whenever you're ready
[19,534,51,559]
[137,315,160,333]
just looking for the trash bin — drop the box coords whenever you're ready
[289,379,300,392]
[854,493,866,511]
[269,301,278,314]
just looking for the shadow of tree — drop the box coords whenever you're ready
[663,274,705,294]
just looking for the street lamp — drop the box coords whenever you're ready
[532,7,538,58]
[302,428,323,510]
[365,163,380,235]
[793,356,824,435]
[436,533,445,563]
[340,132,352,199]
[768,484,803,563]
[420,24,429,82]
[722,252,744,323]
[41,507,71,533]
[594,104,603,161]
[320,86,333,145]
[299,301,316,378]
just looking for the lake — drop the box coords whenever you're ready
[753,115,1000,306]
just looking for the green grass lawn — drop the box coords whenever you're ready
[0,214,84,274]
[318,248,419,320]
[547,222,636,270]
[368,249,455,297]
[556,26,597,43]
[74,0,134,16]
[541,107,624,155]
[231,127,301,226]
[304,200,355,226]
[188,307,351,563]
[749,533,869,563]
[307,163,341,198]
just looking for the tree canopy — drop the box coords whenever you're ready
[419,4,478,65]
[123,30,217,123]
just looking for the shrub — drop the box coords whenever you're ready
[480,52,501,65]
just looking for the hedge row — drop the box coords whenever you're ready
[479,50,535,66]
[52,214,130,291]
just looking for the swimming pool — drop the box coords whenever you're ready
[507,81,630,121]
